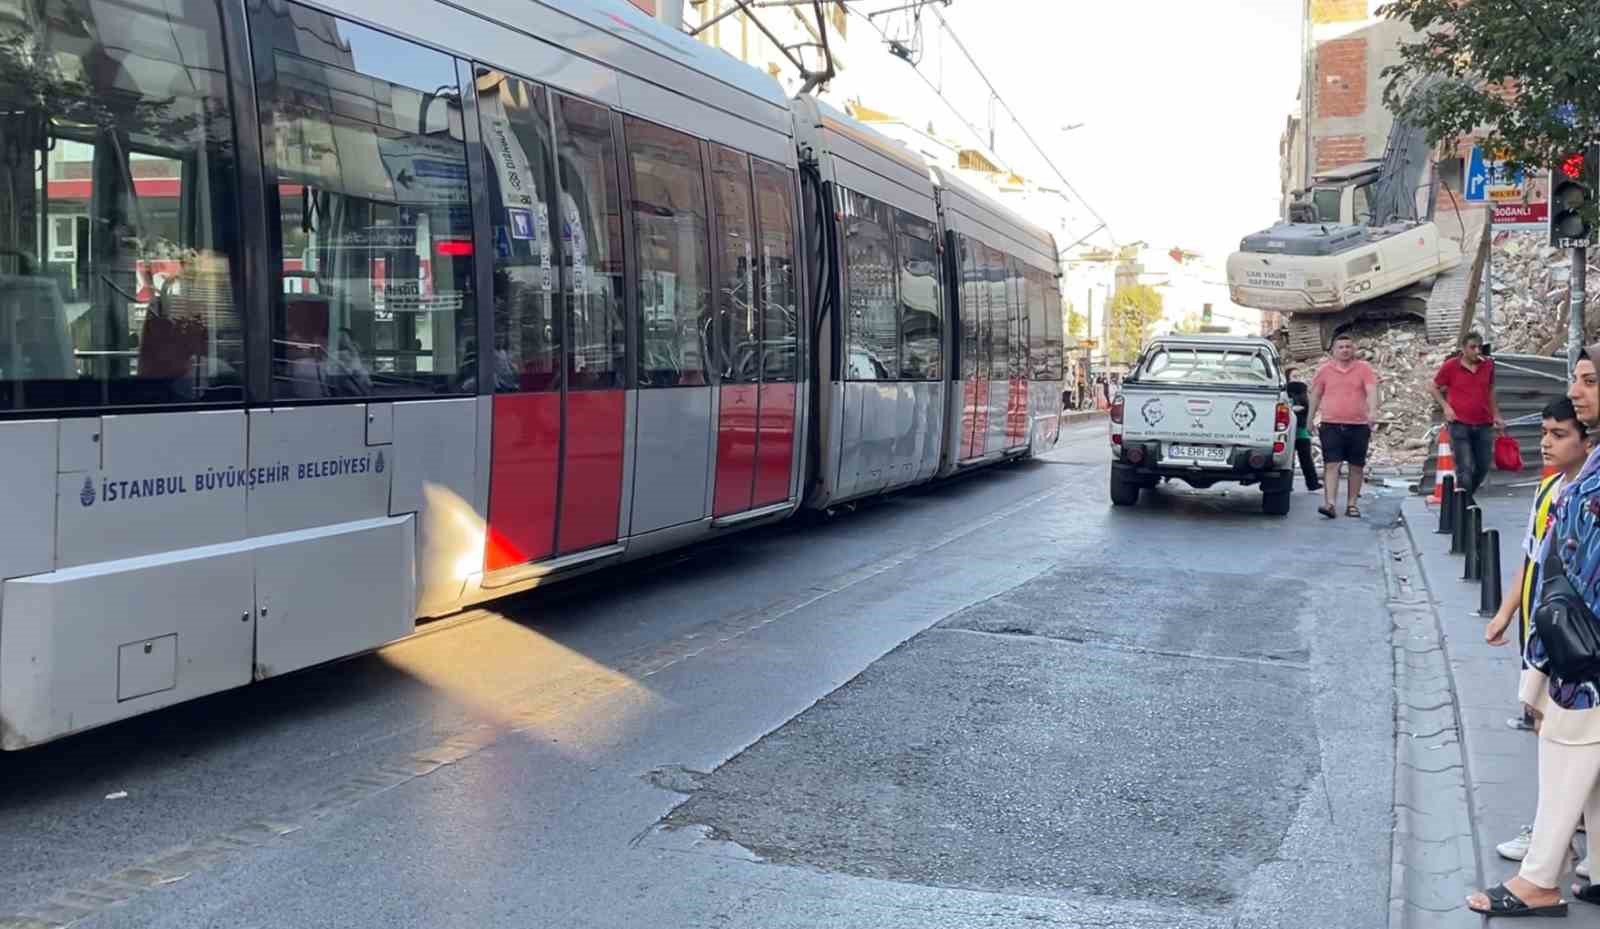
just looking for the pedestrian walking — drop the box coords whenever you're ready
[1468,347,1600,918]
[1284,367,1321,492]
[1431,331,1506,501]
[1308,334,1378,519]
[1484,398,1589,864]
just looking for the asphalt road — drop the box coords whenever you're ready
[0,422,1397,929]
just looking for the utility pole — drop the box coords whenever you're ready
[1572,247,1589,374]
[1481,251,1494,347]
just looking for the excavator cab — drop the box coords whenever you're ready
[1292,161,1383,226]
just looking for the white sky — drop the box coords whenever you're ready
[833,0,1304,324]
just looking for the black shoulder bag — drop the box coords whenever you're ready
[1535,544,1600,681]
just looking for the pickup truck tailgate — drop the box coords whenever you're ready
[1122,387,1282,448]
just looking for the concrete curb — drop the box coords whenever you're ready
[1387,511,1481,929]
[1060,410,1107,425]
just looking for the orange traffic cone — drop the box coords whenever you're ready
[1431,432,1455,504]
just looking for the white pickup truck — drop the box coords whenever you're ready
[1109,334,1296,515]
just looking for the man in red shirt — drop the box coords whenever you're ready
[1430,331,1505,500]
[1310,334,1380,519]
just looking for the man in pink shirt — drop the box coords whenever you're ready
[1309,334,1380,519]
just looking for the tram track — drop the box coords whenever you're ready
[0,460,1088,929]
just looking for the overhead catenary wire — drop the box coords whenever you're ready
[841,2,1114,248]
[926,5,1114,242]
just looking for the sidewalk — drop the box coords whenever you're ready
[1402,488,1600,925]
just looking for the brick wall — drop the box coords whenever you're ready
[1316,37,1367,119]
[1317,134,1367,171]
[1311,0,1368,24]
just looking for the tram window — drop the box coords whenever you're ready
[625,118,711,387]
[0,0,244,412]
[958,235,981,382]
[983,244,1009,381]
[895,210,941,381]
[475,71,559,393]
[250,3,476,399]
[710,146,757,384]
[841,190,897,381]
[1043,279,1064,380]
[1027,268,1048,379]
[555,95,625,390]
[1004,255,1017,378]
[752,160,798,383]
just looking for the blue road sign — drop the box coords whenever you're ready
[1465,146,1488,201]
[494,225,512,259]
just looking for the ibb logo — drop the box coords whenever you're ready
[375,451,386,474]
[79,476,96,507]
[1231,402,1257,431]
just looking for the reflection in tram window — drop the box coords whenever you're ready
[958,235,982,382]
[625,118,711,388]
[1043,277,1065,380]
[841,190,897,381]
[250,2,476,399]
[1026,268,1048,379]
[752,160,798,383]
[475,70,558,392]
[0,0,244,412]
[895,210,942,380]
[982,244,1009,381]
[1006,257,1025,380]
[710,145,757,383]
[554,95,625,391]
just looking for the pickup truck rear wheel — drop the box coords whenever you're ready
[1262,489,1292,516]
[1110,472,1141,506]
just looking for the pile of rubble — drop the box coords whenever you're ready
[1486,232,1600,356]
[1275,233,1600,471]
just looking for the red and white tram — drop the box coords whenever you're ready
[0,0,1064,748]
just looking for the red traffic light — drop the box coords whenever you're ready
[1562,152,1586,179]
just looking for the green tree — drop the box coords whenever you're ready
[1377,1,1600,184]
[1107,284,1164,364]
[1065,303,1088,340]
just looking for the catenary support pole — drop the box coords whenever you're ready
[1570,246,1588,374]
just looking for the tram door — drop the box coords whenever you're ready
[957,235,992,462]
[479,74,626,570]
[708,149,799,515]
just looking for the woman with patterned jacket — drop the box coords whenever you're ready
[1470,346,1600,917]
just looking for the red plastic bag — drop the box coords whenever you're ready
[1494,434,1524,471]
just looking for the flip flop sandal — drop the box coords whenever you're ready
[1346,505,1362,518]
[1318,505,1336,519]
[1573,883,1600,905]
[1469,883,1568,917]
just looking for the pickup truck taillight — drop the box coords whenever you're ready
[1110,397,1124,425]
[1275,402,1290,432]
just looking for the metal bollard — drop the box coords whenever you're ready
[1480,529,1502,615]
[1463,507,1483,580]
[1436,474,1457,535]
[1451,488,1470,554]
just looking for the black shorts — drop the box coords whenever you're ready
[1319,423,1371,466]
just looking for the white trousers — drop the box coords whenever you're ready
[1521,736,1600,888]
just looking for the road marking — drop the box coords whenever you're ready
[0,481,1069,928]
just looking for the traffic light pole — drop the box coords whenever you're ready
[1573,246,1589,374]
